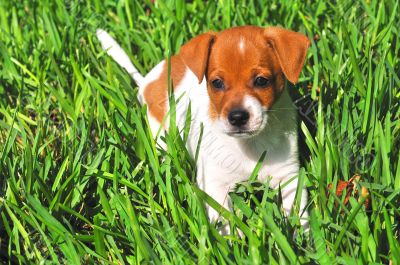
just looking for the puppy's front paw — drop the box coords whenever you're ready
[207,206,220,224]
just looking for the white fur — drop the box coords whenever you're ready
[96,29,144,87]
[216,95,268,138]
[239,37,245,54]
[188,89,307,228]
[97,30,308,232]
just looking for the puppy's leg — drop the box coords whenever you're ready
[205,185,232,235]
[281,179,309,228]
[197,162,233,235]
[204,184,231,222]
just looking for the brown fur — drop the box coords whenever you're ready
[143,56,186,123]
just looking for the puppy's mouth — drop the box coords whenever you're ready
[223,116,267,138]
[225,128,262,138]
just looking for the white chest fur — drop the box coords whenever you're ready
[168,68,299,183]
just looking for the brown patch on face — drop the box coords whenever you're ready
[250,73,285,109]
[143,56,186,123]
[206,26,286,120]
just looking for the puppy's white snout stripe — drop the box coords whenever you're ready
[96,29,144,87]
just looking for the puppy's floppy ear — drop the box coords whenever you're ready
[179,32,216,83]
[264,27,310,84]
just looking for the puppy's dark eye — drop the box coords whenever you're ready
[211,79,224,90]
[254,77,270,88]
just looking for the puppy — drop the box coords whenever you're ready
[97,26,310,233]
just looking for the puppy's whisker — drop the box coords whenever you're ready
[264,108,296,112]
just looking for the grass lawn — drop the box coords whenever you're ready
[0,0,399,264]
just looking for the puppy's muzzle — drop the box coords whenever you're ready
[228,108,250,127]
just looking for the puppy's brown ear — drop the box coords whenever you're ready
[264,27,310,84]
[179,33,216,83]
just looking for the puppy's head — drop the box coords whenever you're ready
[179,26,310,138]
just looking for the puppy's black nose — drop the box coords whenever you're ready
[228,109,249,126]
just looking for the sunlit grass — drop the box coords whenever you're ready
[0,0,399,264]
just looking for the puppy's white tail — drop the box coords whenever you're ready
[96,29,144,87]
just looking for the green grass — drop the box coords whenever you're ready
[0,0,399,264]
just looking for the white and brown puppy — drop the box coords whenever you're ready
[97,26,310,232]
